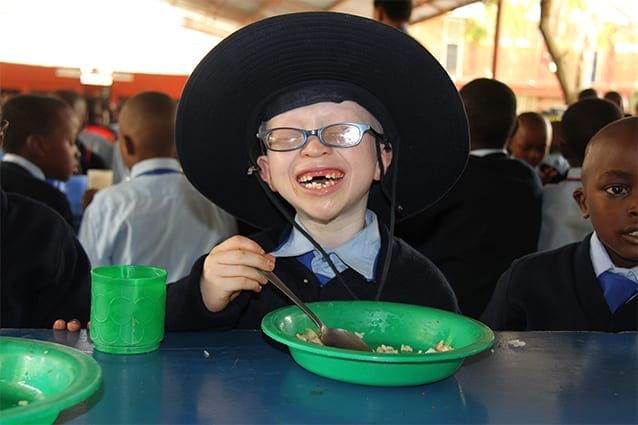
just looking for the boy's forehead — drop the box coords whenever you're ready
[265,100,376,123]
[583,129,637,180]
[589,118,637,152]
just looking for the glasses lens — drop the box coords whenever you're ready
[266,128,305,151]
[322,124,363,147]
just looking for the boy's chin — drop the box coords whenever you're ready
[606,246,638,269]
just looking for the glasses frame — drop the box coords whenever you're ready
[256,122,385,152]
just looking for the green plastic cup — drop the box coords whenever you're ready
[89,265,167,355]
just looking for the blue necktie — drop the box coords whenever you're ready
[598,271,638,313]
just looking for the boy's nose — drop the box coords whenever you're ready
[300,134,330,156]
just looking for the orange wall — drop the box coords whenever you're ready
[1,62,189,100]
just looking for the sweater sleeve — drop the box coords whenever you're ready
[39,227,92,327]
[1,192,91,328]
[480,267,526,331]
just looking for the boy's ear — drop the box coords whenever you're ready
[572,186,590,218]
[121,134,135,156]
[374,145,393,181]
[256,155,276,191]
[25,134,47,158]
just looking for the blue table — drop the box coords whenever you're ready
[1,329,636,424]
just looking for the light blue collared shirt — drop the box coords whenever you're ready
[469,148,508,158]
[1,153,45,180]
[270,210,380,281]
[590,232,638,282]
[130,157,182,178]
[77,157,238,282]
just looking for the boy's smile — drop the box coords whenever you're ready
[297,168,345,190]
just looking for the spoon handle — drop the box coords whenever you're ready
[259,270,324,330]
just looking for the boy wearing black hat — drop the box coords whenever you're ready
[165,12,469,331]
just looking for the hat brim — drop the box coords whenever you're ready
[176,12,469,229]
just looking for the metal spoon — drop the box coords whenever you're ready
[259,270,371,352]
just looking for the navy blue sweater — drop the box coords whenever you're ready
[166,223,459,331]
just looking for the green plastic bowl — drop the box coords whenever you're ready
[261,301,494,386]
[0,337,102,425]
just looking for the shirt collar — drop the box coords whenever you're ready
[469,148,508,157]
[1,153,45,180]
[130,158,182,179]
[590,232,638,281]
[270,209,380,280]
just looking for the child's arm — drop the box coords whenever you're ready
[199,235,275,313]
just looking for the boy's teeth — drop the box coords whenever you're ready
[299,172,343,182]
[297,171,344,188]
[301,179,339,189]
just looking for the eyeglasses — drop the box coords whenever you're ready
[256,122,385,152]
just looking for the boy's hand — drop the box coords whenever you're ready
[200,235,275,312]
[52,319,84,332]
[539,166,559,185]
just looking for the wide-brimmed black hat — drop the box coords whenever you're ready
[176,12,468,229]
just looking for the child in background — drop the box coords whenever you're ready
[0,94,80,226]
[538,119,569,185]
[537,98,623,252]
[78,91,237,281]
[481,116,638,331]
[165,12,469,331]
[507,111,552,172]
[373,0,412,31]
[395,78,543,319]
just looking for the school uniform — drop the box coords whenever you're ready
[166,219,460,331]
[396,151,543,319]
[0,156,74,226]
[0,190,91,328]
[481,234,638,331]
